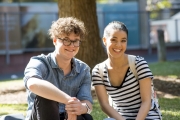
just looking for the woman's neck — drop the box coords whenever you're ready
[107,54,127,68]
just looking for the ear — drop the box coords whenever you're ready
[53,38,57,45]
[102,37,107,46]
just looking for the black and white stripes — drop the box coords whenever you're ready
[92,56,161,120]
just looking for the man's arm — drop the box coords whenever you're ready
[65,66,93,115]
[27,77,72,104]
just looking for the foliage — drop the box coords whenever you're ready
[146,0,172,19]
[0,0,57,2]
[146,0,171,11]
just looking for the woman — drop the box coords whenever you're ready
[92,21,162,120]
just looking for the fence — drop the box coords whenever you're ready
[0,10,180,64]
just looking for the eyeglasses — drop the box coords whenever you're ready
[58,38,81,47]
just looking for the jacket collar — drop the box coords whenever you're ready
[49,52,80,73]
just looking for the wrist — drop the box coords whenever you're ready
[82,103,92,114]
[82,103,88,114]
[65,96,72,104]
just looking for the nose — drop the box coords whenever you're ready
[69,42,75,47]
[115,41,121,46]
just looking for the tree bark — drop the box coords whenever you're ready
[58,0,106,68]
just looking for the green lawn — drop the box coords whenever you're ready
[0,104,27,116]
[149,61,180,78]
[159,98,180,120]
[1,98,180,120]
[0,79,23,88]
[0,61,180,119]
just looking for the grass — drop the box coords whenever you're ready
[0,104,27,116]
[91,100,107,119]
[0,79,23,88]
[0,61,180,119]
[1,99,180,120]
[159,98,180,120]
[149,61,180,78]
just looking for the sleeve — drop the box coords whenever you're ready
[76,67,93,104]
[92,64,104,86]
[135,56,154,81]
[23,57,48,89]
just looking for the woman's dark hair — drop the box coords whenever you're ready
[103,21,128,38]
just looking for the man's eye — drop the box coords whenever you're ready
[74,40,79,43]
[64,39,70,42]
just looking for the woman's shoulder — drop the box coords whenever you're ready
[135,56,148,64]
[92,63,101,73]
[92,61,106,71]
[135,55,145,61]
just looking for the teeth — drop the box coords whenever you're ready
[66,49,74,52]
[114,49,121,52]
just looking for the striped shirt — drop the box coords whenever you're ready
[92,56,161,120]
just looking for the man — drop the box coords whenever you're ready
[24,17,93,120]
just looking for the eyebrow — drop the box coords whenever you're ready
[122,37,127,40]
[111,36,127,39]
[64,37,81,41]
[112,36,117,39]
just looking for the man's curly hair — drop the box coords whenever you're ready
[48,17,86,40]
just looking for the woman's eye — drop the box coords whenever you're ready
[111,39,116,42]
[122,40,127,42]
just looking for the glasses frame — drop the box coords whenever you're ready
[58,38,81,47]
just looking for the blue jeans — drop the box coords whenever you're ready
[30,96,93,120]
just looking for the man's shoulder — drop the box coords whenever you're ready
[73,58,90,71]
[32,53,50,59]
[31,53,51,62]
[28,53,53,68]
[73,58,88,66]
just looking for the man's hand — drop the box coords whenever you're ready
[65,97,86,115]
[67,113,76,120]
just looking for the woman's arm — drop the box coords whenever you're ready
[95,85,125,120]
[136,77,152,120]
[27,77,72,104]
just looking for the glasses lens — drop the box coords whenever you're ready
[63,39,71,46]
[73,41,80,47]
[59,38,81,47]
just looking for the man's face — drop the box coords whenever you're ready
[53,33,81,60]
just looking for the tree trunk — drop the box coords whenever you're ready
[58,0,106,69]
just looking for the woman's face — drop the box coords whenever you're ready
[103,29,127,59]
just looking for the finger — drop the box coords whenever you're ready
[67,99,78,104]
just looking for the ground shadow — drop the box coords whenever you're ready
[154,78,180,96]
